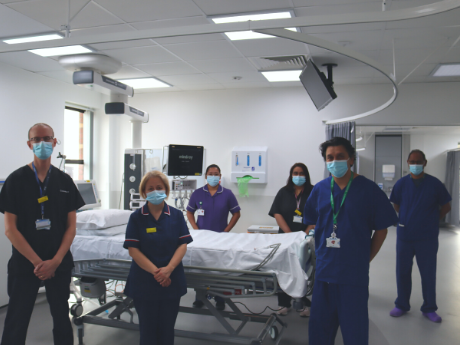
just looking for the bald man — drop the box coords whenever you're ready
[0,123,85,345]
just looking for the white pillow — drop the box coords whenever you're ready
[76,209,133,230]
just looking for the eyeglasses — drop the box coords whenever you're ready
[29,136,54,143]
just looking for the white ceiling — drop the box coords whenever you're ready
[0,0,460,93]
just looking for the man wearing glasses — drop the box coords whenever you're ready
[389,149,451,323]
[0,123,84,345]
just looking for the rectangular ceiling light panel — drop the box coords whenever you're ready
[29,45,91,57]
[3,34,63,45]
[432,64,460,77]
[225,28,297,41]
[120,78,170,89]
[261,70,302,82]
[212,12,292,24]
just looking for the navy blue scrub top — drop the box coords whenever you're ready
[123,203,193,301]
[390,174,451,241]
[303,175,398,286]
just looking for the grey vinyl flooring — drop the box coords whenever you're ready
[1,226,459,344]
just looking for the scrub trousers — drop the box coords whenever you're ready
[309,280,369,345]
[0,269,73,345]
[395,238,438,313]
[134,297,180,345]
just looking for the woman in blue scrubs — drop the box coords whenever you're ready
[269,162,313,317]
[123,171,193,345]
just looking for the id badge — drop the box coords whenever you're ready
[36,219,51,230]
[197,209,205,216]
[293,216,302,223]
[326,236,340,248]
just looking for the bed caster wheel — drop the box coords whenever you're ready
[71,303,83,317]
[270,326,279,340]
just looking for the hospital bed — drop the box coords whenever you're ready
[70,210,315,345]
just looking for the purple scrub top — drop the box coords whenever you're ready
[187,184,241,232]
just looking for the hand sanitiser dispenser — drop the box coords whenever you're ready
[231,147,268,183]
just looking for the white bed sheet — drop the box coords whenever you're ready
[71,229,311,298]
[76,225,127,237]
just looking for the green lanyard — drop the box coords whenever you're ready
[330,171,354,233]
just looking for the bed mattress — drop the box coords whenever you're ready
[71,229,312,298]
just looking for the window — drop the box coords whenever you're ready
[63,105,93,180]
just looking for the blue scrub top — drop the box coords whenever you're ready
[304,175,398,286]
[123,203,193,301]
[390,174,451,241]
[187,184,241,232]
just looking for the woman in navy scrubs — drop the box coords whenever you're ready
[123,171,193,345]
[269,162,313,317]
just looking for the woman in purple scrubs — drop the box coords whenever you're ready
[186,164,241,310]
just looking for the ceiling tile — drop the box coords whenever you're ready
[134,86,180,94]
[154,34,225,45]
[0,51,64,72]
[94,0,204,23]
[0,3,54,38]
[333,77,374,85]
[67,2,124,30]
[231,37,308,57]
[89,39,156,51]
[302,22,385,35]
[7,0,97,30]
[295,2,380,17]
[162,40,241,60]
[293,0,375,6]
[221,81,271,89]
[189,57,255,73]
[159,73,218,85]
[104,64,151,80]
[207,71,267,83]
[101,46,180,65]
[192,0,293,16]
[177,83,225,91]
[130,17,209,30]
[134,61,201,76]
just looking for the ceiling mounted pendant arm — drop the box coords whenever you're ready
[255,28,398,125]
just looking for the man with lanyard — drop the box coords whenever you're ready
[303,137,398,345]
[389,149,451,323]
[0,123,85,345]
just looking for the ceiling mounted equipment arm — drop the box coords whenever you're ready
[255,28,398,124]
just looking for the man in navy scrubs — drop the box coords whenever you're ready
[304,137,398,345]
[389,149,451,323]
[0,123,84,345]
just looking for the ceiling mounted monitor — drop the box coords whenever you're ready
[299,59,337,111]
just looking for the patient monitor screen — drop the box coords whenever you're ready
[77,183,97,205]
[168,145,204,176]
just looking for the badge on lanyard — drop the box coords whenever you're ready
[33,163,52,230]
[197,202,204,216]
[293,210,302,223]
[328,172,354,249]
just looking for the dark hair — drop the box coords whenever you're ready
[286,163,313,191]
[28,123,54,139]
[320,137,356,161]
[205,164,221,176]
[407,149,426,161]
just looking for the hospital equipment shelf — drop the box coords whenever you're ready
[71,259,287,345]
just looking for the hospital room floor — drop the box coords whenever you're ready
[0,226,459,345]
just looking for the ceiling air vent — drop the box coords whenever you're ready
[251,55,308,71]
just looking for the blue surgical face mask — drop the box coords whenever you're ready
[409,165,424,176]
[146,190,167,205]
[33,142,53,160]
[327,160,349,178]
[207,176,220,187]
[292,176,306,186]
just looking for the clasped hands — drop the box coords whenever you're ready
[154,266,172,287]
[34,259,59,281]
